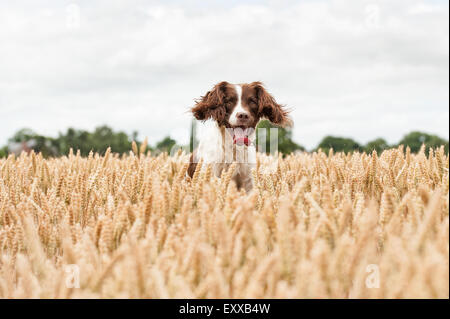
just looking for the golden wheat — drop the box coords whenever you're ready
[0,146,448,298]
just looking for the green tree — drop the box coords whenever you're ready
[365,138,390,154]
[0,146,7,158]
[90,125,132,155]
[256,120,305,155]
[56,125,134,156]
[316,136,361,154]
[8,128,58,157]
[56,128,89,156]
[397,131,448,154]
[155,136,177,154]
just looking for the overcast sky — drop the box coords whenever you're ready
[0,0,448,150]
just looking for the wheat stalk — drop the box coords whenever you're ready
[0,147,448,298]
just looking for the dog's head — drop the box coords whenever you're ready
[191,81,292,130]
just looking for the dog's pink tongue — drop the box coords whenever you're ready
[233,129,250,146]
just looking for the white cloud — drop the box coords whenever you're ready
[0,0,448,150]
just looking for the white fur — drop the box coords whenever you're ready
[229,84,250,126]
[195,118,256,192]
[195,119,225,164]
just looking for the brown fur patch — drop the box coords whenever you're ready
[187,153,197,178]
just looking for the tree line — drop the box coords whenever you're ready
[0,122,448,158]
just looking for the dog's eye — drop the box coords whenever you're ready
[223,97,232,104]
[224,97,236,108]
[248,98,258,107]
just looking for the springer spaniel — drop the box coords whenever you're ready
[188,81,292,192]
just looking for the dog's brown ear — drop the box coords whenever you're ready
[191,81,229,122]
[252,82,292,127]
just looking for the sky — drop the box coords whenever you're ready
[0,0,448,150]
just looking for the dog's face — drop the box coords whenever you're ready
[191,81,292,130]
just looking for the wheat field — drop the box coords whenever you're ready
[0,145,448,299]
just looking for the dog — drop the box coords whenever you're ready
[188,81,292,192]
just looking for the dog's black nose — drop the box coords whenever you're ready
[236,112,249,120]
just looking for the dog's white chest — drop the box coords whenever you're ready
[195,120,256,191]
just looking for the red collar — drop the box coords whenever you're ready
[233,136,251,146]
